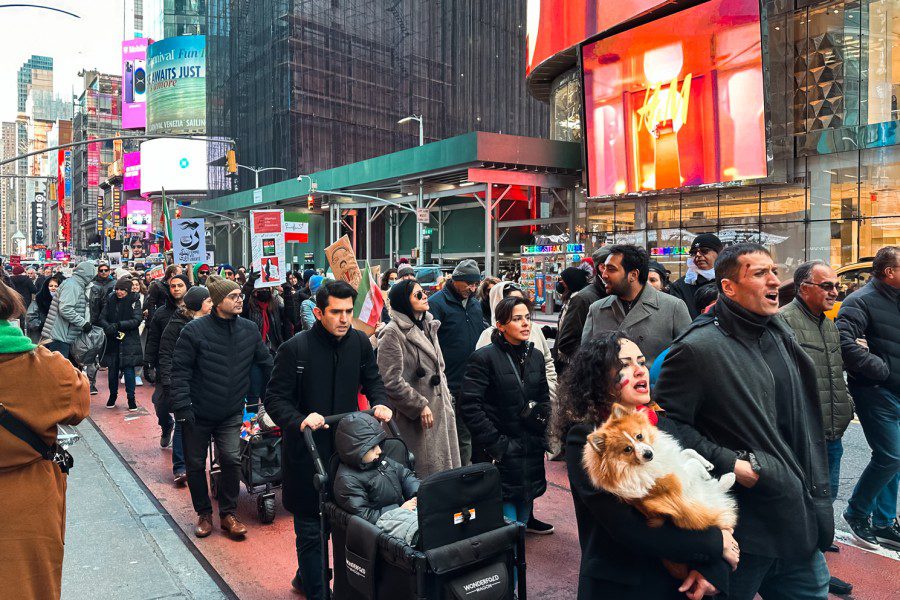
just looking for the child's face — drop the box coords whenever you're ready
[362,444,382,464]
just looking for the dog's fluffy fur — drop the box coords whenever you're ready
[583,404,738,532]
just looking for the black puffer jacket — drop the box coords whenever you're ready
[333,413,419,524]
[836,279,900,395]
[144,292,178,369]
[158,309,191,393]
[171,311,273,422]
[459,333,550,503]
[668,273,715,320]
[10,274,38,308]
[89,276,116,324]
[98,292,144,368]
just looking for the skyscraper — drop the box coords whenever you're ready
[1,122,16,255]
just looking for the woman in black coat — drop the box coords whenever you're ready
[555,332,737,600]
[98,277,144,410]
[459,296,550,525]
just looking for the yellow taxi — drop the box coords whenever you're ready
[824,259,874,320]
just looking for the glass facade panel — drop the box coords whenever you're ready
[680,192,718,229]
[761,186,807,221]
[761,220,807,277]
[720,188,761,227]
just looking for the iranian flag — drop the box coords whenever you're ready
[160,190,173,251]
[284,217,309,243]
[353,264,385,328]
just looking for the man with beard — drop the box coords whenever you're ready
[669,233,723,320]
[581,244,690,365]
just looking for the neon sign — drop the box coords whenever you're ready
[522,244,585,255]
[651,246,689,256]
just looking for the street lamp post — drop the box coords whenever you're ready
[398,115,425,263]
[236,164,288,188]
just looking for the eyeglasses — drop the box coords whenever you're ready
[225,293,245,301]
[801,281,838,292]
[689,247,713,257]
[413,290,426,300]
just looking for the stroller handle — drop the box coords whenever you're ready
[302,408,401,481]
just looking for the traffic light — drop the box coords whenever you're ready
[226,149,237,173]
[175,208,182,219]
[307,194,315,210]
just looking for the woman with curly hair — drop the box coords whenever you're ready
[556,331,737,600]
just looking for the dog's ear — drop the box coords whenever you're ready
[587,431,606,454]
[610,403,631,419]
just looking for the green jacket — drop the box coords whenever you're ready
[779,298,853,440]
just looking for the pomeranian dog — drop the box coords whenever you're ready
[583,403,738,577]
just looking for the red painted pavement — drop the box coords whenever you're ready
[89,377,898,599]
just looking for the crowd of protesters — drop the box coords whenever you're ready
[1,239,898,600]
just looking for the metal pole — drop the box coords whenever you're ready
[418,117,424,147]
[484,185,492,277]
[255,169,259,189]
[365,202,372,263]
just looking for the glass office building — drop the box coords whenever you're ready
[529,0,900,279]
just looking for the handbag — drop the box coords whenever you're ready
[0,404,74,474]
[71,325,106,366]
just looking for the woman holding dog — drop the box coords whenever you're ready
[459,295,551,528]
[555,331,739,599]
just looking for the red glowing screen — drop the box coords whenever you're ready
[581,0,766,196]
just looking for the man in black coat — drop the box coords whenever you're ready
[668,233,723,320]
[145,274,189,447]
[655,243,834,600]
[835,245,900,551]
[171,275,273,540]
[143,264,183,321]
[265,280,391,599]
[98,277,144,410]
[554,246,610,366]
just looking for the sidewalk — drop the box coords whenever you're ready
[62,417,232,600]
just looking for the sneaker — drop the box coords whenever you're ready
[173,472,187,486]
[135,376,143,386]
[526,515,554,535]
[843,513,881,550]
[120,375,125,384]
[828,575,853,595]
[106,398,117,409]
[290,570,303,594]
[127,398,138,412]
[160,427,173,448]
[873,519,900,551]
[90,384,98,396]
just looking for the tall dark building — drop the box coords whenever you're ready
[207,0,548,191]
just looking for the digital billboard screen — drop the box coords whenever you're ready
[581,0,766,196]
[146,35,206,134]
[126,200,153,234]
[140,138,208,195]
[122,38,149,129]
[123,151,141,191]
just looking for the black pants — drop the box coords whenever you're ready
[294,515,324,600]
[181,412,242,517]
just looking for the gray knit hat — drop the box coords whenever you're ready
[451,259,481,283]
[206,274,240,305]
[397,265,416,278]
[183,285,210,311]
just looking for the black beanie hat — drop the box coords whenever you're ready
[387,279,420,324]
[690,233,724,254]
[115,276,133,291]
[560,267,589,295]
[169,274,190,289]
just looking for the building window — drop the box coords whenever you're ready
[549,69,582,142]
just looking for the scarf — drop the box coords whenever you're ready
[257,300,271,342]
[0,320,36,354]
[683,257,716,285]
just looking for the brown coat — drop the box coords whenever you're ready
[376,311,461,478]
[0,345,90,600]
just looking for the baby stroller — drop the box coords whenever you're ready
[304,409,526,600]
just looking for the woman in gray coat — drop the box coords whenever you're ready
[377,280,461,478]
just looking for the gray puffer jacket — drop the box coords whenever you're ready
[45,261,95,343]
[333,413,419,525]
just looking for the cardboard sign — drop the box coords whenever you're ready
[325,235,362,290]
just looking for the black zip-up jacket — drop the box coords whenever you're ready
[836,278,900,395]
[171,311,273,422]
[555,280,605,363]
[264,322,388,516]
[654,297,833,560]
[158,309,191,389]
[668,273,715,320]
[144,293,178,369]
[333,413,419,524]
[10,274,38,309]
[89,276,116,324]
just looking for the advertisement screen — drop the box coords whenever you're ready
[126,200,152,234]
[146,35,206,134]
[140,138,208,195]
[123,152,141,191]
[582,0,766,196]
[526,0,667,75]
[122,38,149,129]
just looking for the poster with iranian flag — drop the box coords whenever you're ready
[353,264,385,335]
[284,212,309,243]
[250,209,286,288]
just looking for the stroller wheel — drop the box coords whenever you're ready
[257,494,276,524]
[209,471,220,500]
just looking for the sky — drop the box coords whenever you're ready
[0,1,127,123]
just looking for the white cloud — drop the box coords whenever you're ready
[0,1,126,123]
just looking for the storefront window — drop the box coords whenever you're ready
[808,219,858,266]
[761,186,807,221]
[861,217,900,255]
[761,220,808,278]
[859,146,900,218]
[720,188,761,227]
[862,0,900,125]
[585,200,614,238]
[680,192,718,230]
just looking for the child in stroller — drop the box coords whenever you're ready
[333,413,422,545]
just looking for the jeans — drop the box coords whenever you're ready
[106,356,136,400]
[845,384,900,529]
[246,363,267,412]
[153,386,184,474]
[181,412,242,517]
[729,551,830,600]
[294,515,324,600]
[45,340,70,358]
[502,500,532,590]
[826,438,843,503]
[452,393,472,466]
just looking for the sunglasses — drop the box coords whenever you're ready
[413,290,426,300]
[801,281,838,292]
[689,247,713,257]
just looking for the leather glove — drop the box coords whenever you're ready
[486,436,509,463]
[174,408,195,426]
[81,322,93,334]
[249,270,261,283]
[143,364,155,384]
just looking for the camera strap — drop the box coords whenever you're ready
[0,404,73,474]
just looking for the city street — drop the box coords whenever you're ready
[63,375,900,600]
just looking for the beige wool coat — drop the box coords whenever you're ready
[376,310,461,478]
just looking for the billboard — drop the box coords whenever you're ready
[126,200,152,234]
[32,185,46,246]
[140,138,208,195]
[123,151,141,191]
[526,0,668,75]
[581,0,766,196]
[146,35,206,134]
[122,38,149,129]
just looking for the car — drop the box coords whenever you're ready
[824,258,874,320]
[413,264,452,294]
